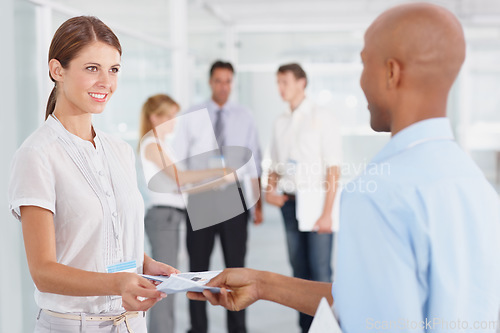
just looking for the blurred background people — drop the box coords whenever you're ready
[139,94,185,333]
[266,63,341,333]
[139,93,232,332]
[173,60,262,333]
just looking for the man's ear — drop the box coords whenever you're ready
[49,59,64,82]
[298,77,307,90]
[386,58,401,89]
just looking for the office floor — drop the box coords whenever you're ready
[147,205,310,333]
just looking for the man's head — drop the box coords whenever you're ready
[277,63,307,103]
[209,60,234,107]
[360,3,466,134]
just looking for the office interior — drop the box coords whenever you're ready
[1,0,500,332]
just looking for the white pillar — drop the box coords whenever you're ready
[225,25,237,64]
[225,25,239,101]
[0,0,23,331]
[36,4,53,125]
[170,0,189,107]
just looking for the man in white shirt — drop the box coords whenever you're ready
[266,63,341,333]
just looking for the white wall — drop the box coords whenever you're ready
[0,0,24,331]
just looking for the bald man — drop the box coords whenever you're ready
[188,4,500,332]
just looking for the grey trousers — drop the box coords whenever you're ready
[145,206,184,333]
[34,310,147,332]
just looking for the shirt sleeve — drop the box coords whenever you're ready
[246,116,262,176]
[332,181,426,333]
[8,147,56,221]
[320,111,342,167]
[268,119,280,175]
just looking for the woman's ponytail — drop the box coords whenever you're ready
[45,86,57,120]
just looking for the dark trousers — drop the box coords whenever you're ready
[186,211,249,333]
[281,199,333,333]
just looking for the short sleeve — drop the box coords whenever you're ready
[8,147,56,221]
[320,111,342,167]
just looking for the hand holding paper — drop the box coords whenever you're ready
[187,268,262,312]
[142,271,224,294]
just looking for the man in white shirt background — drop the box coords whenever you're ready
[265,63,342,333]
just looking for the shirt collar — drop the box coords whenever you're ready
[208,99,229,113]
[287,97,312,115]
[46,113,100,149]
[372,117,454,163]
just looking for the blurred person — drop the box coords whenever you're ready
[8,16,180,333]
[139,94,185,333]
[266,63,341,332]
[175,60,263,333]
[139,94,230,333]
[188,4,500,332]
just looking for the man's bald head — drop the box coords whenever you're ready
[360,3,466,134]
[368,3,465,87]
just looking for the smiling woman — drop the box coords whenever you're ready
[8,16,179,333]
[45,16,122,120]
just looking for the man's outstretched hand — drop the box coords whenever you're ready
[187,268,262,311]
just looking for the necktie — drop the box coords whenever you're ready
[214,109,225,148]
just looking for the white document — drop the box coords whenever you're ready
[308,298,343,333]
[141,270,222,294]
[296,188,341,232]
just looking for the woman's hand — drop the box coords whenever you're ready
[143,255,180,276]
[116,272,166,311]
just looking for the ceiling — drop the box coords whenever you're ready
[42,0,500,42]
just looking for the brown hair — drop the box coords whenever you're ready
[277,63,308,87]
[210,60,234,77]
[138,94,180,147]
[46,16,122,120]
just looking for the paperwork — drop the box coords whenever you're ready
[308,298,343,333]
[141,271,222,294]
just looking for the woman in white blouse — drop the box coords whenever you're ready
[8,16,178,332]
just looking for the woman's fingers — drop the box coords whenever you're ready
[123,295,159,311]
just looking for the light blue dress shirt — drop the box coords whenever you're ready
[332,118,500,332]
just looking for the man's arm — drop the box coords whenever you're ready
[253,178,263,225]
[187,268,332,316]
[265,172,288,207]
[313,165,340,233]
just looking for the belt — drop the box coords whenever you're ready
[283,192,296,200]
[153,205,186,213]
[42,309,142,332]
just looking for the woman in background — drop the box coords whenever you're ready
[8,16,178,332]
[139,94,185,333]
[139,93,232,332]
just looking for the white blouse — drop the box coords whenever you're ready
[8,115,145,314]
[139,134,185,209]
